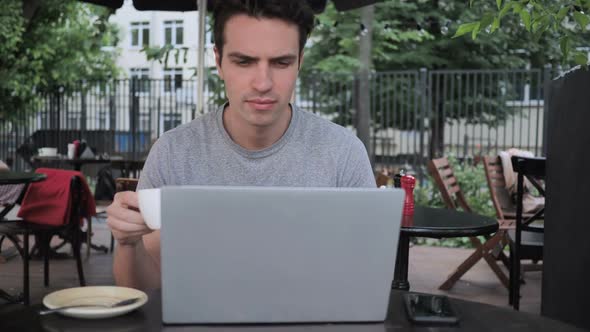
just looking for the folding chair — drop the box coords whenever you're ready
[428,157,512,290]
[482,156,518,266]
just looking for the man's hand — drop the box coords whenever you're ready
[107,191,153,246]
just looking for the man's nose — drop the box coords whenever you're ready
[251,65,273,92]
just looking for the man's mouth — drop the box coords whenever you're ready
[246,98,277,110]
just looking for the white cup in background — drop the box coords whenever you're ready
[67,144,76,159]
[138,188,161,230]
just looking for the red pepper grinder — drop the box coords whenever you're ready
[401,175,416,227]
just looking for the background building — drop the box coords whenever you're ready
[109,0,216,81]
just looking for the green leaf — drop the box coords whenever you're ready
[573,11,590,30]
[574,52,588,66]
[499,2,514,18]
[480,13,495,31]
[471,22,482,39]
[556,6,569,21]
[491,17,501,33]
[496,0,502,10]
[532,14,549,33]
[532,24,548,41]
[520,10,531,31]
[512,2,523,14]
[560,36,570,59]
[452,22,479,38]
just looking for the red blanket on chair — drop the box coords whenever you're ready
[17,168,96,226]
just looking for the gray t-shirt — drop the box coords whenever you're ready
[137,104,375,190]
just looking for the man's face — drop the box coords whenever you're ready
[215,14,302,129]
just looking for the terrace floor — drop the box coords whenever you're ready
[0,218,542,314]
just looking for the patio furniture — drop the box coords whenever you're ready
[16,130,112,169]
[483,156,530,220]
[0,172,46,304]
[482,157,542,257]
[0,289,583,331]
[32,156,145,176]
[0,171,88,305]
[392,206,498,291]
[510,156,545,311]
[428,157,514,290]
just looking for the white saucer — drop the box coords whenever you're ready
[42,286,148,319]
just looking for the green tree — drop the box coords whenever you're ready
[304,1,567,74]
[0,0,119,121]
[301,1,579,158]
[454,0,590,67]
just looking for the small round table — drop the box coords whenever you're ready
[392,206,499,291]
[32,156,145,177]
[0,172,46,185]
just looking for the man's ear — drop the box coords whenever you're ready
[214,46,224,80]
[298,51,305,71]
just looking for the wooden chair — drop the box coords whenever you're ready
[115,177,139,193]
[483,156,544,308]
[375,172,391,188]
[428,157,513,290]
[509,156,544,310]
[482,156,540,220]
[482,156,517,266]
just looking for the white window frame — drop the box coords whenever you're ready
[130,22,150,48]
[163,68,183,93]
[164,20,184,46]
[160,112,182,135]
[130,68,150,94]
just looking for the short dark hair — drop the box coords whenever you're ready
[213,0,315,64]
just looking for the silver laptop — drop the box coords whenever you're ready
[160,186,404,324]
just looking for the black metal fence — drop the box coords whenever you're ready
[297,67,552,176]
[1,68,553,174]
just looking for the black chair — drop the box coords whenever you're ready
[0,176,86,305]
[509,155,545,310]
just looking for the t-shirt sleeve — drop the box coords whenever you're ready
[137,136,170,190]
[340,137,376,188]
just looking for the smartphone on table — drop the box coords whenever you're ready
[403,293,460,325]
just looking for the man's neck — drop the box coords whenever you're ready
[223,104,293,151]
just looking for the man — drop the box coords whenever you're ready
[107,0,375,290]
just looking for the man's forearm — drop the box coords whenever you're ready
[113,240,161,290]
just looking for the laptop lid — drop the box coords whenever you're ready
[160,186,404,324]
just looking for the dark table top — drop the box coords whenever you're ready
[0,172,46,185]
[31,156,145,175]
[0,290,583,332]
[32,156,144,164]
[404,206,498,238]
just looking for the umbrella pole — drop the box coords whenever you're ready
[196,0,207,116]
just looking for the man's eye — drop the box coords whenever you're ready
[236,60,251,66]
[274,61,291,68]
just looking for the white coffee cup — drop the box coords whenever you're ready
[137,188,161,230]
[67,144,76,159]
